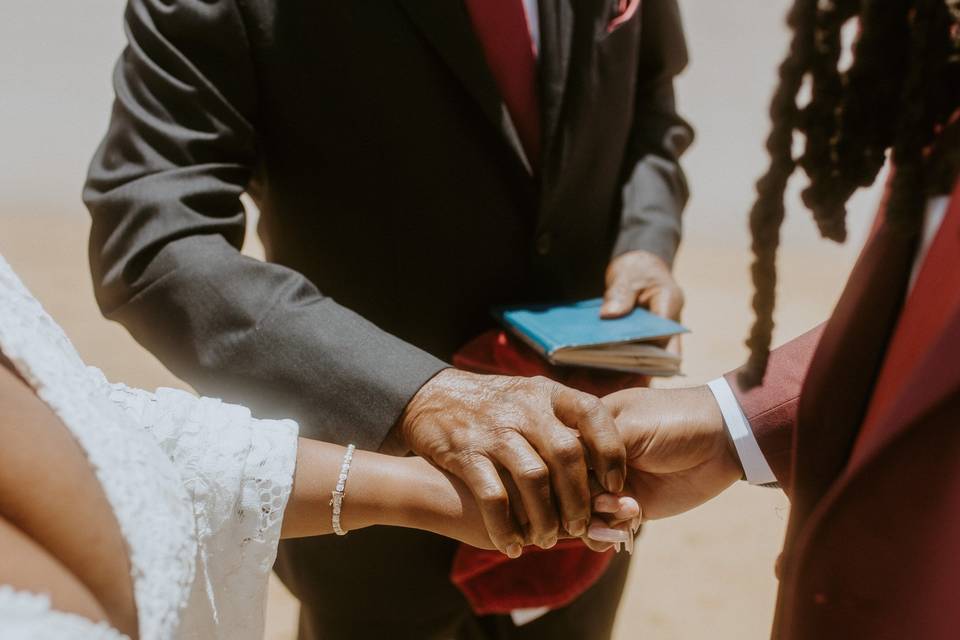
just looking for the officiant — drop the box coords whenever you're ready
[84,0,692,637]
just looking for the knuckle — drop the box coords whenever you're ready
[573,394,604,418]
[447,428,478,452]
[444,444,482,469]
[477,484,509,508]
[518,464,550,486]
[551,436,584,466]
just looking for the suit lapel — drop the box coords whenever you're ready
[789,212,919,521]
[777,307,960,637]
[395,0,532,174]
[797,181,959,516]
[774,196,921,632]
[538,0,575,158]
[841,182,960,477]
[787,307,960,583]
[538,0,611,165]
[842,307,960,478]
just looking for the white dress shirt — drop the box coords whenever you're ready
[710,195,952,484]
[523,0,541,55]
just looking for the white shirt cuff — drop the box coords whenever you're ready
[707,378,778,485]
[511,606,550,626]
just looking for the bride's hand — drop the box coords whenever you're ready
[402,457,640,553]
[583,493,641,553]
[284,440,638,551]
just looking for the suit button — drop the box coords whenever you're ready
[536,232,553,256]
[813,592,828,605]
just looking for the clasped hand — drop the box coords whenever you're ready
[393,374,746,556]
[386,253,730,556]
[396,369,637,556]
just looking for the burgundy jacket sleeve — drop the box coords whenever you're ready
[723,325,824,489]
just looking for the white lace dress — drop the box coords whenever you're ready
[0,253,299,640]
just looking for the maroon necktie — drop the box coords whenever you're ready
[464,0,541,169]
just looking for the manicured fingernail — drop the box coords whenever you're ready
[593,494,620,513]
[506,543,523,559]
[605,470,624,493]
[588,524,630,544]
[617,496,640,519]
[566,519,587,537]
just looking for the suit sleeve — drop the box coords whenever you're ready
[83,0,447,449]
[722,325,825,491]
[612,0,694,268]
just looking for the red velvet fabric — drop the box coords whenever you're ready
[449,330,648,615]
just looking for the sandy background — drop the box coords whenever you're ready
[0,1,886,638]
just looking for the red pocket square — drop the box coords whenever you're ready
[608,0,641,33]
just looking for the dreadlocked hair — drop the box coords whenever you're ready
[739,0,959,388]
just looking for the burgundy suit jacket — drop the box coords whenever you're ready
[724,182,960,639]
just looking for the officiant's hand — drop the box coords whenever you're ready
[600,250,684,352]
[390,369,626,557]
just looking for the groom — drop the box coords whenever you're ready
[84,0,692,637]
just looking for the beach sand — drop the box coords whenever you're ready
[0,209,864,639]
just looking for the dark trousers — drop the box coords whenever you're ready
[276,526,631,639]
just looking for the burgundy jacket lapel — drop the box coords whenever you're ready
[770,195,921,638]
[788,209,920,524]
[840,306,960,482]
[842,182,960,476]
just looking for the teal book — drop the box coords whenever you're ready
[495,298,688,376]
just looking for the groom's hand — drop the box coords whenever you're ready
[603,386,743,520]
[390,369,626,557]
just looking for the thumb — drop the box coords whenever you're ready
[641,286,684,321]
[600,389,630,418]
[600,283,638,319]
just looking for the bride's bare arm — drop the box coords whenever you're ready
[0,515,110,629]
[282,440,640,551]
[0,358,139,637]
[281,440,492,549]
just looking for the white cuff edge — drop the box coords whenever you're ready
[707,378,778,485]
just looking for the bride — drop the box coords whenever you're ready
[0,253,637,640]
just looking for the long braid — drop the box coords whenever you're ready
[739,0,959,388]
[886,0,952,232]
[738,0,818,388]
[798,0,858,242]
[834,0,914,190]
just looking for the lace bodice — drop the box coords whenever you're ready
[0,587,129,640]
[0,254,298,639]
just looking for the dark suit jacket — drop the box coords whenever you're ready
[84,0,692,450]
[725,180,960,639]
